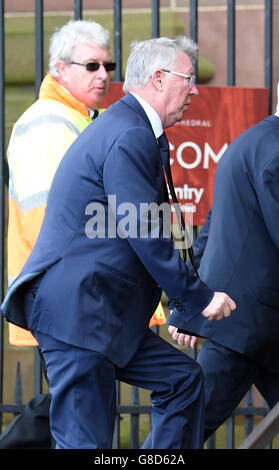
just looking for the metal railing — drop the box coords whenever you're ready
[238,402,279,449]
[0,0,277,449]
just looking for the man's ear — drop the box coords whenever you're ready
[151,69,166,91]
[56,61,68,83]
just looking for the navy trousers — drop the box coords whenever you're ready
[197,339,279,442]
[35,329,205,449]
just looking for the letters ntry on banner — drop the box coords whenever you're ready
[100,84,268,225]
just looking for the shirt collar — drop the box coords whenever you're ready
[130,92,163,139]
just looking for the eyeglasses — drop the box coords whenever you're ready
[162,69,196,88]
[70,61,116,72]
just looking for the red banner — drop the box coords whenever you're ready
[100,83,268,225]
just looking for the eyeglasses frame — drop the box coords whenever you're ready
[161,69,196,88]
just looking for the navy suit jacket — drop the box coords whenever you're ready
[2,93,213,367]
[168,115,279,373]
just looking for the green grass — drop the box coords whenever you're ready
[5,11,215,86]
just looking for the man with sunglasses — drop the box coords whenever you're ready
[1,19,114,449]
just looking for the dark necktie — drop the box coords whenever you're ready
[158,132,199,277]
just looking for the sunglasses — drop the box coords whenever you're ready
[70,61,116,72]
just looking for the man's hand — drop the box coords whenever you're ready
[168,292,236,348]
[168,325,198,349]
[201,292,236,321]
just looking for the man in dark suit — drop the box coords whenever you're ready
[168,96,279,440]
[1,36,235,449]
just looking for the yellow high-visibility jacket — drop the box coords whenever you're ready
[8,73,98,345]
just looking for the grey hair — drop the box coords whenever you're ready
[49,20,110,79]
[123,36,198,93]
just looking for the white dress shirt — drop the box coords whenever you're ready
[130,92,163,139]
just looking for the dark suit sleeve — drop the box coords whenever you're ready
[257,154,279,249]
[103,127,214,322]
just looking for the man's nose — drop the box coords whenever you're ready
[190,83,199,96]
[97,64,109,79]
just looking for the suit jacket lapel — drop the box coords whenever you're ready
[120,93,155,133]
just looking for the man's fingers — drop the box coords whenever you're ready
[207,311,223,321]
[168,326,180,342]
[229,298,237,311]
[223,304,232,317]
[190,336,198,349]
[168,325,176,335]
[201,292,236,321]
[168,326,196,349]
[178,333,188,346]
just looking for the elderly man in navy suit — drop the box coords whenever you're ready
[168,83,279,441]
[1,37,235,449]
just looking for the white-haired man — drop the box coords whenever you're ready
[2,36,235,449]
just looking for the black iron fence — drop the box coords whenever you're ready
[0,0,277,449]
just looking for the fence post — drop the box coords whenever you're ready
[244,388,254,438]
[265,0,273,113]
[226,415,235,449]
[206,432,216,449]
[74,0,83,20]
[112,381,121,448]
[13,362,23,409]
[114,0,122,82]
[190,0,198,82]
[35,0,44,99]
[0,0,5,433]
[33,0,45,396]
[152,0,160,38]
[130,386,140,449]
[227,0,235,86]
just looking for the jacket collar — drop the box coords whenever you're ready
[120,92,155,132]
[39,73,91,118]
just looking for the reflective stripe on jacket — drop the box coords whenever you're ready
[8,74,99,345]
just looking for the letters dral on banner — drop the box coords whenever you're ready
[101,83,268,225]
